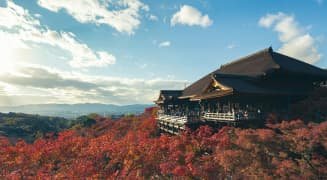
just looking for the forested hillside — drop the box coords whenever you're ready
[0,113,69,143]
[0,113,103,143]
[0,107,326,179]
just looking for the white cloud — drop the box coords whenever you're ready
[149,14,158,21]
[259,12,322,64]
[37,0,149,35]
[158,41,171,48]
[0,64,188,105]
[0,0,116,68]
[34,13,42,18]
[171,5,213,28]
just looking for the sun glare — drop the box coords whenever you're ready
[0,42,17,74]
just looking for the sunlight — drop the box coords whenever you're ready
[0,41,17,74]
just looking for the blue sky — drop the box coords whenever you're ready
[0,0,326,105]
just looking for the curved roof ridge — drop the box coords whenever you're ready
[271,51,327,78]
[160,90,183,92]
[220,47,273,68]
[214,72,264,78]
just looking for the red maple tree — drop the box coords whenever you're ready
[0,107,326,179]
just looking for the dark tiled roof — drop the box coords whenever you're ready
[271,52,327,78]
[181,48,273,98]
[155,90,183,103]
[180,75,213,99]
[218,47,278,76]
[213,74,308,96]
[181,47,327,98]
[159,90,183,97]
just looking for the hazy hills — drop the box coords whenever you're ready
[0,103,153,118]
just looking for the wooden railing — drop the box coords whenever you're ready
[157,114,188,134]
[158,111,258,123]
[203,112,235,121]
[202,112,257,121]
[157,114,187,125]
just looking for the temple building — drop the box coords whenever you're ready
[155,47,327,134]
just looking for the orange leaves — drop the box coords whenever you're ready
[172,165,188,176]
[215,149,243,173]
[194,125,213,138]
[257,129,275,142]
[275,160,299,177]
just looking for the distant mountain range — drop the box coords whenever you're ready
[0,103,154,118]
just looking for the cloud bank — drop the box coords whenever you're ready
[259,12,322,64]
[0,0,116,68]
[37,0,149,35]
[0,65,187,106]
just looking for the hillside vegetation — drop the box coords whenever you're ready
[0,113,69,143]
[0,107,326,179]
[0,113,104,143]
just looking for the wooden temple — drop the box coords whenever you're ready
[155,47,327,134]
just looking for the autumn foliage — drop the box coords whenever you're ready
[0,107,326,179]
